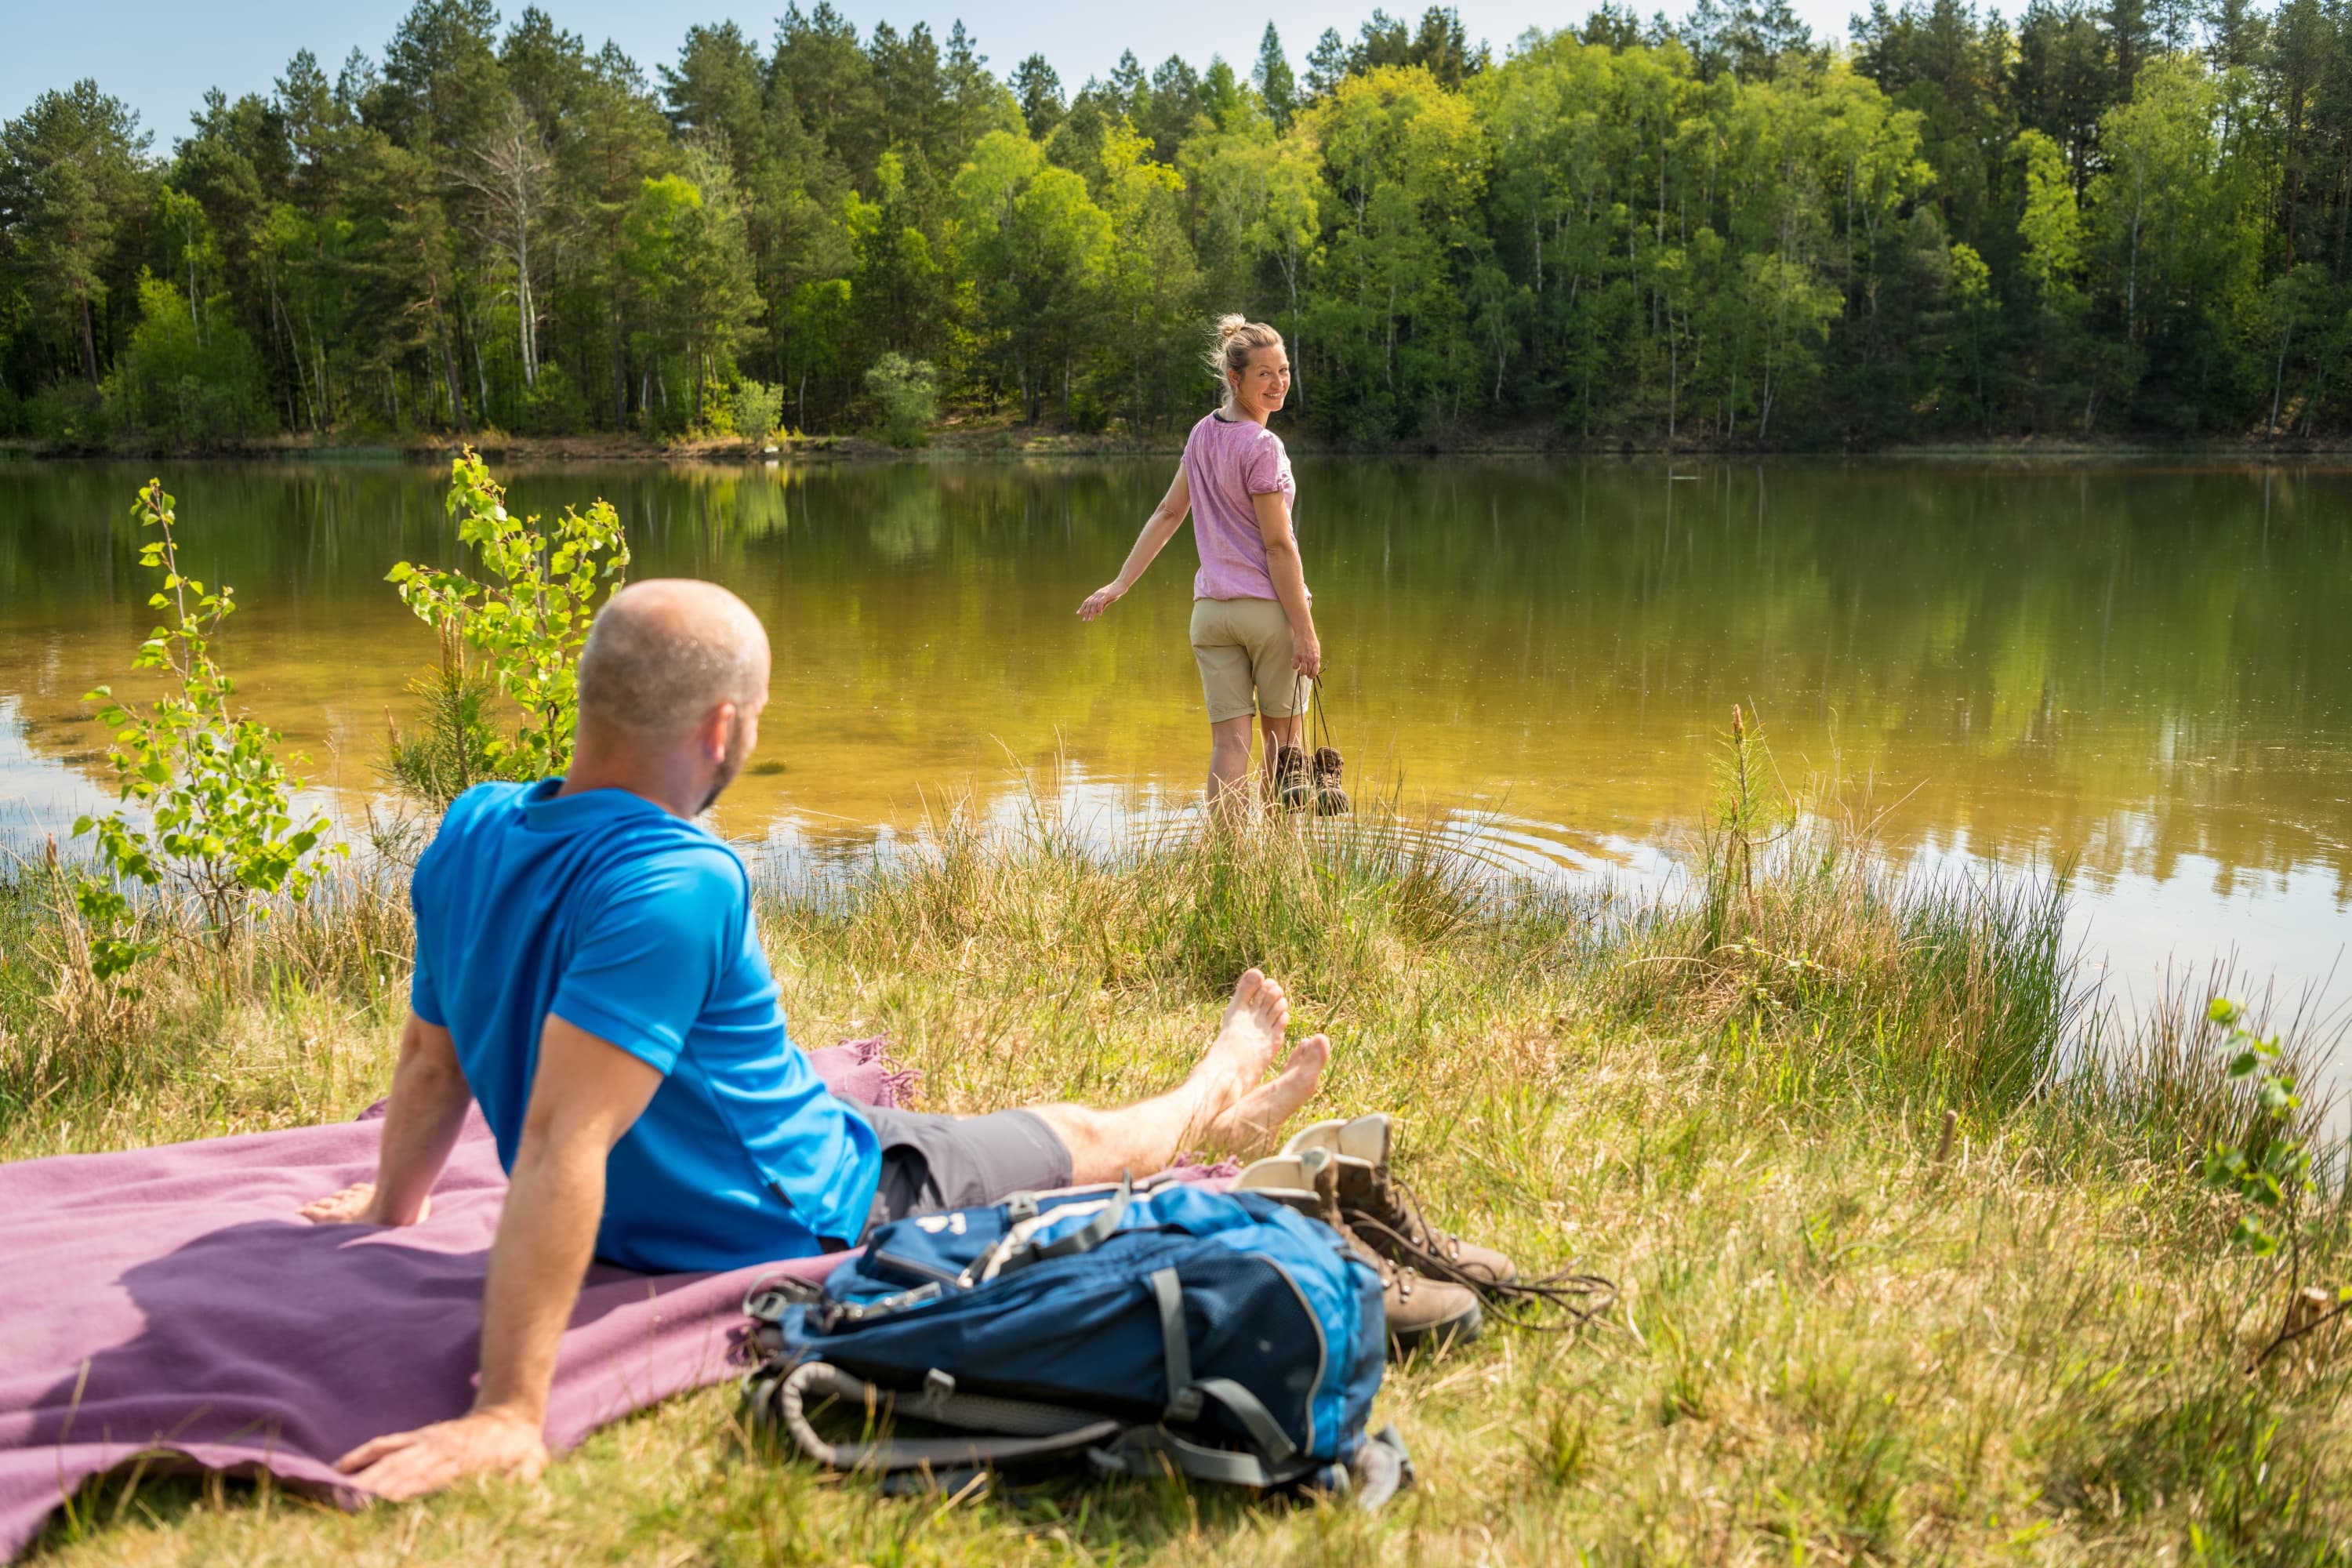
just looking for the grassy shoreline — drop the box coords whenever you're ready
[9,425,2352,468]
[4,803,2349,1564]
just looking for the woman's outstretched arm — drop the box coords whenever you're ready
[1079,469,1190,620]
[1253,490,1320,677]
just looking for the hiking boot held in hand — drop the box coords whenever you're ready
[1311,746,1349,816]
[1275,745,1311,811]
[1282,1113,1518,1287]
[1233,1149,1482,1356]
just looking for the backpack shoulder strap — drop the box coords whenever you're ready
[997,1174,1133,1276]
[1145,1266,1300,1463]
[1091,1422,1416,1507]
[766,1361,1124,1473]
[1086,1426,1323,1490]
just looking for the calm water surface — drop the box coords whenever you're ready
[2,456,2346,1034]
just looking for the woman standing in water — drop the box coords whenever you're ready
[1077,316,1321,818]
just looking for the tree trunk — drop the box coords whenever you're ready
[471,309,491,416]
[2284,85,2306,269]
[2125,165,2144,343]
[1667,319,1679,445]
[612,314,628,428]
[2270,318,2293,437]
[517,225,538,390]
[433,296,469,434]
[2336,150,2351,281]
[1281,253,1305,414]
[78,296,100,387]
[270,277,310,430]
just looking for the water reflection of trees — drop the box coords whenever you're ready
[0,459,2345,898]
[1286,460,2352,892]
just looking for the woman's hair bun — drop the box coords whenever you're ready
[1203,313,1283,408]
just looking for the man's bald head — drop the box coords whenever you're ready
[577,579,771,737]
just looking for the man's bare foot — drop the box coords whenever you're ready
[1195,969,1289,1116]
[1203,1033,1330,1156]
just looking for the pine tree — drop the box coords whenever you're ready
[1254,24,1298,129]
[1011,55,1064,138]
[1304,28,1350,98]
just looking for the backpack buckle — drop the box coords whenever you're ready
[826,1280,942,1329]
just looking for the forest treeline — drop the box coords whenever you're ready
[0,0,2344,450]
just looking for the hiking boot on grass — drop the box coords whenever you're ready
[1233,1148,1482,1356]
[1282,1113,1518,1288]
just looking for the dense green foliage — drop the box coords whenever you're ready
[383,448,630,801]
[1,0,2345,447]
[73,481,339,951]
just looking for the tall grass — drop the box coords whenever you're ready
[10,776,2352,1563]
[778,791,1508,998]
[9,771,2319,1171]
[0,846,409,1158]
[770,776,2321,1163]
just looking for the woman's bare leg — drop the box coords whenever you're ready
[1029,969,1330,1181]
[1207,716,1256,822]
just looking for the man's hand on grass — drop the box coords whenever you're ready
[298,1181,430,1226]
[335,1406,548,1501]
[321,1018,654,1503]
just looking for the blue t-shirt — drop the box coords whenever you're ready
[408,779,881,1272]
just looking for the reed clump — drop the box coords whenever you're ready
[9,789,2352,1565]
[0,851,409,1158]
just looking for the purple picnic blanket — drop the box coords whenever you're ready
[0,1040,916,1561]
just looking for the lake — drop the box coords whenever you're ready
[2,456,2347,1045]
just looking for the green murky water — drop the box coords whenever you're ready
[2,456,2347,1025]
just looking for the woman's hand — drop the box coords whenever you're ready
[1078,583,1125,621]
[1291,630,1323,678]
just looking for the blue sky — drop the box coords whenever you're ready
[4,1,1862,147]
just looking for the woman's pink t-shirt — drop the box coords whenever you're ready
[1181,411,1295,601]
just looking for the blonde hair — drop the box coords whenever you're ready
[1206,314,1283,410]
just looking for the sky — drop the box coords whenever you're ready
[2,0,1864,147]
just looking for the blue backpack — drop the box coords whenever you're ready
[743,1178,1410,1503]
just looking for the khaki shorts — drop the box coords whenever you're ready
[1191,597,1306,722]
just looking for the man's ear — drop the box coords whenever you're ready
[701,700,739,761]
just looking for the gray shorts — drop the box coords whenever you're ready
[851,1105,1074,1243]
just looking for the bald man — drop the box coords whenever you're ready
[297,580,1330,1499]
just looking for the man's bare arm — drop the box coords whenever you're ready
[299,1013,472,1226]
[332,1015,662,1499]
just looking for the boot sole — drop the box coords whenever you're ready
[1387,1298,1483,1358]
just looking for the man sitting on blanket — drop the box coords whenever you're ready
[296,580,1334,1499]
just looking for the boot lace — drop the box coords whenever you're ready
[1345,1179,1619,1333]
